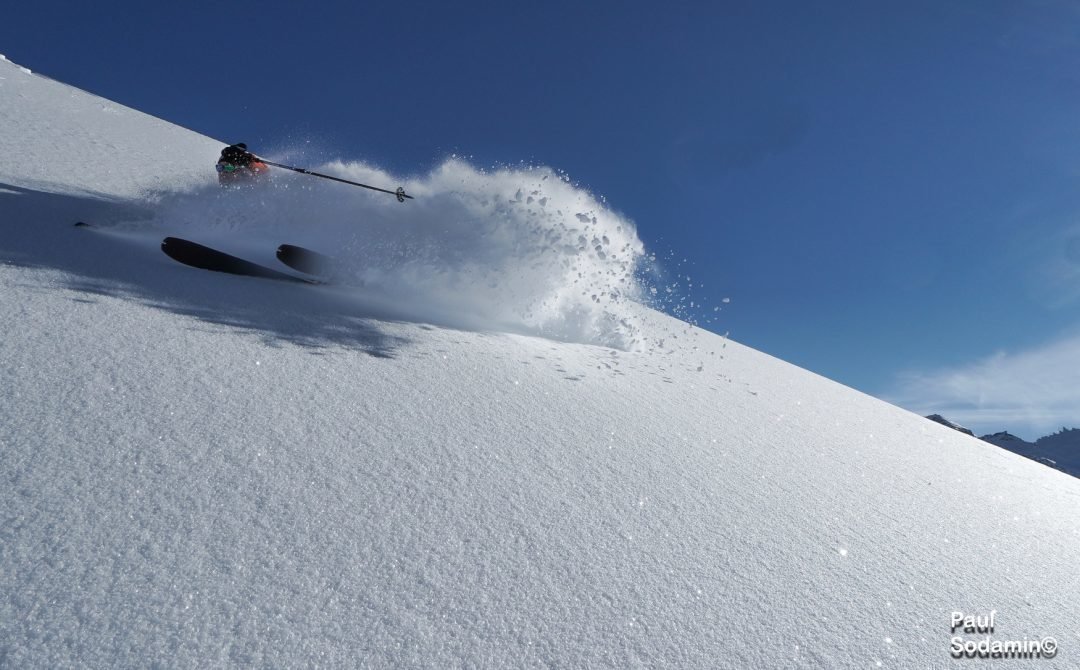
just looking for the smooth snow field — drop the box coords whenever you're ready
[2,56,1079,669]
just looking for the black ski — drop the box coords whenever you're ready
[276,244,335,276]
[161,237,319,284]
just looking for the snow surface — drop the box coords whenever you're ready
[3,57,1080,668]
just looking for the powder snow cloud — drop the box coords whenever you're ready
[149,157,655,350]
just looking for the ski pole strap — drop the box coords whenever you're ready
[259,159,413,201]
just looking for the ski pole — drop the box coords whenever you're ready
[258,159,413,202]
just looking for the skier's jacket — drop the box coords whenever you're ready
[216,143,269,185]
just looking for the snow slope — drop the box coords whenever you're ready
[3,56,1080,668]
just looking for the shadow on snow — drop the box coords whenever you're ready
[0,182,412,359]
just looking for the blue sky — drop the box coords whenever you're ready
[6,1,1080,438]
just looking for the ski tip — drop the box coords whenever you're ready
[276,243,334,277]
[73,221,92,228]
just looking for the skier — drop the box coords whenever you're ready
[216,143,269,186]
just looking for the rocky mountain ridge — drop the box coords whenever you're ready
[927,415,1080,477]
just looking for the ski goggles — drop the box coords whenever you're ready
[216,163,240,173]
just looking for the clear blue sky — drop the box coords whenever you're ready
[6,1,1080,437]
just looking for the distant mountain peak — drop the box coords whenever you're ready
[1036,427,1080,448]
[925,414,975,437]
[980,431,1031,444]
